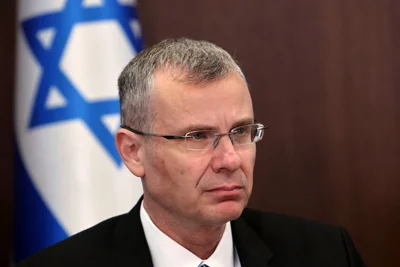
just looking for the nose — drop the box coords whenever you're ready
[210,134,241,173]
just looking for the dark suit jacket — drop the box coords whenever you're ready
[18,198,366,267]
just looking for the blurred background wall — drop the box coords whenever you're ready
[1,1,16,266]
[2,1,399,266]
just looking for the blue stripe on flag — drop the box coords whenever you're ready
[13,147,68,262]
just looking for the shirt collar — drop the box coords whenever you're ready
[140,202,236,267]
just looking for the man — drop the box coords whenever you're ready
[19,38,366,267]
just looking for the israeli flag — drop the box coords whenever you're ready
[14,0,143,262]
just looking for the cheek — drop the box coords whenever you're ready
[143,141,172,185]
[240,146,256,169]
[175,152,211,181]
[240,147,256,185]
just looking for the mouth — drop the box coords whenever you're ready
[206,185,244,198]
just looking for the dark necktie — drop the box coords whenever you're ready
[198,263,209,267]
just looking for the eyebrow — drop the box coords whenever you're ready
[178,117,255,133]
[231,117,255,128]
[179,124,216,134]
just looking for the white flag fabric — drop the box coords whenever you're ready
[14,0,143,261]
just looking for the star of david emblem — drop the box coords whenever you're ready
[21,0,142,166]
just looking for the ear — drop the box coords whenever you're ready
[115,128,145,177]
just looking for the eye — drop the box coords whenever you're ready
[232,126,247,134]
[188,131,209,140]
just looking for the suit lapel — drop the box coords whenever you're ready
[231,216,273,267]
[112,197,154,267]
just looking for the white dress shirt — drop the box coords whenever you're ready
[140,202,241,267]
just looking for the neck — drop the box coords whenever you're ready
[143,198,226,259]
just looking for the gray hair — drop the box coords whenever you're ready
[118,37,246,131]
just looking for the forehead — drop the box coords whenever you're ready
[150,70,254,131]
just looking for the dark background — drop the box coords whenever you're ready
[2,1,399,266]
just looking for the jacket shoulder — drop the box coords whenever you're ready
[239,208,366,266]
[241,208,341,237]
[18,214,125,267]
[240,208,348,247]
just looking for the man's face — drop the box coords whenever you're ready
[141,70,256,227]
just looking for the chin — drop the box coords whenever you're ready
[209,199,246,224]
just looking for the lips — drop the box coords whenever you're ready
[207,185,243,192]
[206,185,244,198]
